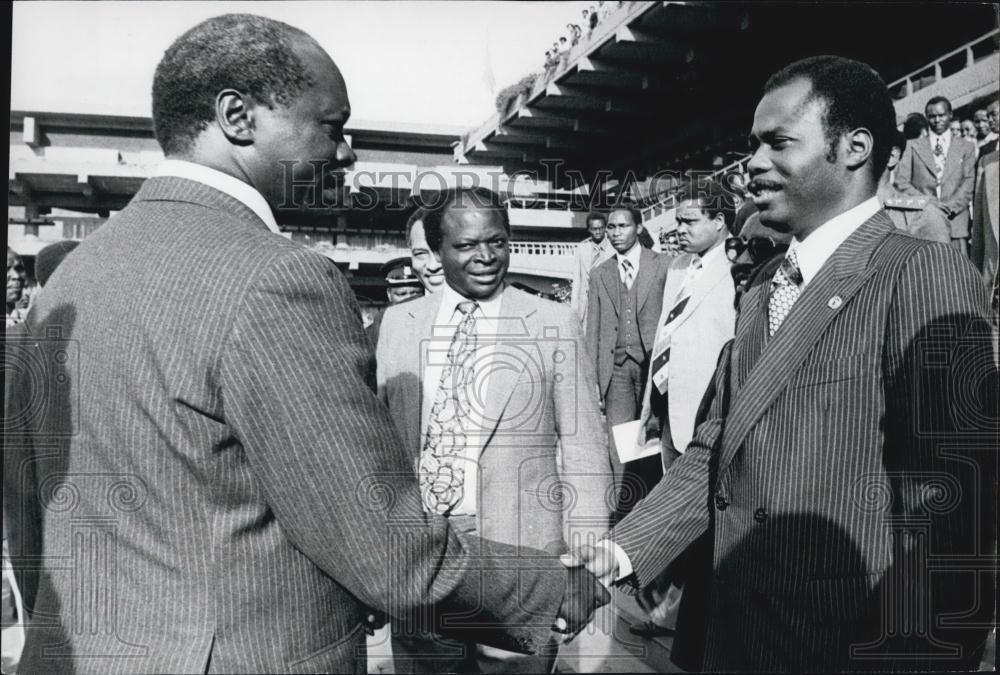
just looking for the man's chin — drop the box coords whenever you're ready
[756,210,792,233]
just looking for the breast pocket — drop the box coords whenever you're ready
[790,354,872,389]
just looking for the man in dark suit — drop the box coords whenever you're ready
[895,95,977,254]
[585,207,670,519]
[565,55,996,671]
[3,14,605,674]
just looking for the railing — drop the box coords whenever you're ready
[508,241,577,257]
[887,28,1000,100]
[640,154,751,222]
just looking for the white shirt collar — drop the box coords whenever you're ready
[787,196,880,287]
[438,282,504,323]
[697,240,727,269]
[928,130,952,151]
[154,159,281,234]
[616,242,642,269]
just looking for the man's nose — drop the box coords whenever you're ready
[747,146,769,176]
[335,141,356,167]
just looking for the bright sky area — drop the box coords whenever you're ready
[11,1,594,133]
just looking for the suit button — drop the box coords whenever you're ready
[754,507,768,523]
[715,496,728,511]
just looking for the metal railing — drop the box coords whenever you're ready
[887,28,999,100]
[640,155,751,222]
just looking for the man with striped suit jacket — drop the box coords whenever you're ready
[564,56,996,671]
[3,15,605,674]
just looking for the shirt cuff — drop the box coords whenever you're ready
[596,539,634,584]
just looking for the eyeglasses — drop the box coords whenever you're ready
[725,236,788,263]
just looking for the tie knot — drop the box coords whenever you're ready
[621,258,633,270]
[776,250,803,287]
[456,301,478,316]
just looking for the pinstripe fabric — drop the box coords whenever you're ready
[611,211,997,671]
[4,177,570,674]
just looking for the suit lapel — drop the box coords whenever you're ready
[598,260,620,317]
[732,256,780,391]
[413,294,445,451]
[666,252,728,332]
[913,138,937,174]
[480,289,531,445]
[718,212,895,477]
[634,248,658,311]
[943,135,965,179]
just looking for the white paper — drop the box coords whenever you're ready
[612,419,660,464]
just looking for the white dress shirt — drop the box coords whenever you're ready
[421,283,505,516]
[928,130,952,159]
[616,241,642,287]
[154,159,282,235]
[786,197,880,288]
[602,196,881,583]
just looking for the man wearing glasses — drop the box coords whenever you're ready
[725,213,792,308]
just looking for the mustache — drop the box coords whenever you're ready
[748,179,782,194]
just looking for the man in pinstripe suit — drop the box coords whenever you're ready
[3,15,606,674]
[564,56,997,671]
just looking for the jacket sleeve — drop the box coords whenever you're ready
[894,145,919,196]
[609,340,732,590]
[881,243,996,666]
[585,269,601,364]
[219,248,566,654]
[553,307,613,550]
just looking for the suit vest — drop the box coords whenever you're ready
[614,273,645,365]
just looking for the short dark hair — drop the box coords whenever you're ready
[405,207,430,247]
[677,179,738,231]
[763,55,896,178]
[608,205,642,227]
[890,129,907,154]
[152,14,316,156]
[902,113,929,141]
[586,211,607,226]
[421,188,511,252]
[925,96,953,114]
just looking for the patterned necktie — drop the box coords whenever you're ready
[768,249,803,337]
[418,300,479,515]
[933,137,946,196]
[650,257,702,394]
[621,258,634,289]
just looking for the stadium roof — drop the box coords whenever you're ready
[455,1,999,185]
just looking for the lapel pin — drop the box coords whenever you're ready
[828,295,843,309]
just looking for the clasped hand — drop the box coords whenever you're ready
[551,544,619,641]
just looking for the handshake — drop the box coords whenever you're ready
[552,542,622,639]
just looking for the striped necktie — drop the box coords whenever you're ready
[649,257,702,394]
[418,300,478,515]
[620,258,634,289]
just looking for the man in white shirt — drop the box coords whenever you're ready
[376,187,611,674]
[570,211,614,328]
[628,179,738,643]
[564,55,996,672]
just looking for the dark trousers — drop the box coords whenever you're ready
[606,357,662,523]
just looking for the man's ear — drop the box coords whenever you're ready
[216,89,255,145]
[844,127,874,171]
